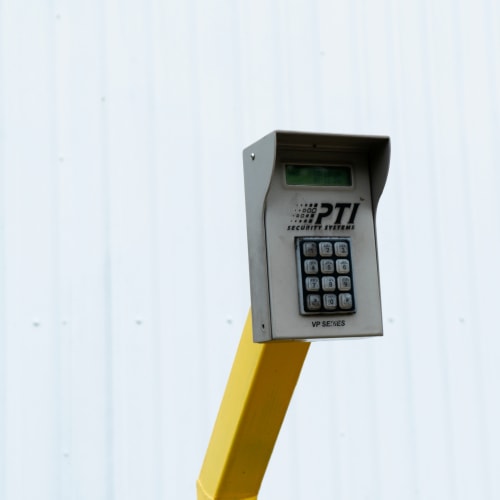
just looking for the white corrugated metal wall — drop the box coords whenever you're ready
[0,0,499,499]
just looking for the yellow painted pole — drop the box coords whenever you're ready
[197,311,310,500]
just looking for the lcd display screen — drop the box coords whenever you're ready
[285,165,352,187]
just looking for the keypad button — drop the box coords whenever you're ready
[323,294,337,310]
[334,241,349,257]
[319,242,333,257]
[304,259,319,274]
[307,294,322,310]
[338,293,353,309]
[305,277,320,291]
[320,259,334,274]
[337,276,351,291]
[322,276,336,291]
[303,242,317,257]
[336,259,350,274]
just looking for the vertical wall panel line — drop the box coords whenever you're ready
[386,0,420,495]
[419,1,457,498]
[143,0,164,497]
[0,0,6,496]
[47,2,65,499]
[479,1,500,493]
[98,6,115,499]
[450,2,491,498]
[190,0,209,438]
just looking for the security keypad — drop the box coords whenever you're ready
[296,237,355,315]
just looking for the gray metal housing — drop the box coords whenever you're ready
[243,131,390,342]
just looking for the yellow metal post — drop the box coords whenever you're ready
[197,311,310,499]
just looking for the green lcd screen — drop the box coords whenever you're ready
[285,164,352,187]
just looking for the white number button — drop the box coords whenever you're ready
[334,242,349,257]
[336,259,350,274]
[323,294,337,310]
[322,276,336,291]
[305,277,320,291]
[319,242,333,257]
[337,276,351,291]
[304,259,319,274]
[303,242,317,257]
[320,259,334,274]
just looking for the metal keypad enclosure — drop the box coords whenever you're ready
[243,131,390,341]
[295,237,355,315]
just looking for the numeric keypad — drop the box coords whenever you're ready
[296,237,356,315]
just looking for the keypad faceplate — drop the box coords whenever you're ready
[296,237,356,315]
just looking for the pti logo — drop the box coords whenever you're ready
[290,202,360,226]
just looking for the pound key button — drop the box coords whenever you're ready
[338,293,353,310]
